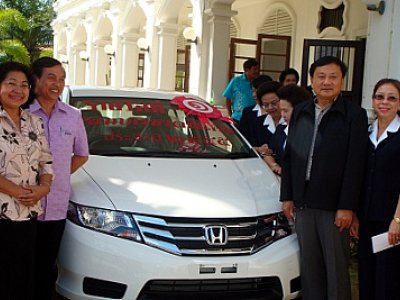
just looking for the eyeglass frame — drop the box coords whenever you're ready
[2,80,31,90]
[261,99,280,109]
[373,94,399,102]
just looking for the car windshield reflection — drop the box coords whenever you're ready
[71,97,255,158]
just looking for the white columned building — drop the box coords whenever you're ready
[121,33,140,88]
[156,22,179,90]
[362,0,400,117]
[203,1,236,106]
[52,0,400,114]
[93,39,110,86]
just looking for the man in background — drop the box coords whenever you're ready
[223,58,259,125]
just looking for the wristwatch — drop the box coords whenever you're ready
[394,217,400,224]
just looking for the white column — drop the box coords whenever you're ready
[142,1,158,88]
[108,6,123,88]
[189,0,236,105]
[121,33,140,88]
[94,39,111,86]
[84,8,100,86]
[65,23,75,86]
[156,22,178,90]
[361,0,400,118]
[72,45,86,85]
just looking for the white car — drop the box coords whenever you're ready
[56,86,300,300]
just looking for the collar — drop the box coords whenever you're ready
[278,117,286,126]
[0,105,28,119]
[241,73,250,82]
[252,104,263,117]
[30,98,65,113]
[262,115,284,134]
[369,115,400,147]
[302,94,345,116]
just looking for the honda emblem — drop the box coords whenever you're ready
[204,225,228,246]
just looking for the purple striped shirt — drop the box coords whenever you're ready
[29,100,89,220]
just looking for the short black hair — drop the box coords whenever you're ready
[0,61,35,108]
[256,81,281,102]
[243,58,259,71]
[277,84,311,107]
[251,74,273,90]
[31,56,63,79]
[309,56,347,78]
[279,68,299,84]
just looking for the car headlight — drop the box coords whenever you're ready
[252,212,294,253]
[67,202,142,242]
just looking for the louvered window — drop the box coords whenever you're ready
[259,8,293,36]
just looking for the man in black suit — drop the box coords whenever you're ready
[280,56,368,300]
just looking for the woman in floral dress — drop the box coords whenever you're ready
[0,62,53,299]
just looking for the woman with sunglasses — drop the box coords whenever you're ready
[0,61,53,299]
[353,78,400,300]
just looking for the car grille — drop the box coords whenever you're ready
[133,214,287,256]
[137,277,283,300]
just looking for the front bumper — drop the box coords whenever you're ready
[57,221,300,300]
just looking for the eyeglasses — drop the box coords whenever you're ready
[3,80,30,90]
[261,99,279,109]
[373,94,399,102]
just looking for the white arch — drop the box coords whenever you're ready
[72,24,87,46]
[57,30,67,53]
[121,7,145,35]
[257,2,296,37]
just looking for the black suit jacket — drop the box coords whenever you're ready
[239,105,259,146]
[360,128,400,221]
[268,124,287,166]
[280,96,368,211]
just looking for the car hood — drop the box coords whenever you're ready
[71,156,281,218]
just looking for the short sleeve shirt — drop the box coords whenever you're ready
[0,107,53,221]
[223,74,255,121]
[29,100,89,221]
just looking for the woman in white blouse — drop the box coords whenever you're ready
[353,78,400,300]
[0,61,53,299]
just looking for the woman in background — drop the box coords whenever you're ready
[0,62,53,299]
[263,84,310,174]
[253,81,282,154]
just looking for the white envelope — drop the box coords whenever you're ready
[371,232,400,253]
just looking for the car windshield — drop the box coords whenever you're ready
[70,96,256,159]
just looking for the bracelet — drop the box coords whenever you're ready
[40,181,51,187]
[394,217,400,224]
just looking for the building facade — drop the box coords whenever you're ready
[52,0,400,117]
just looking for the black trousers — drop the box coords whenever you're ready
[34,219,66,300]
[359,221,400,300]
[0,218,37,300]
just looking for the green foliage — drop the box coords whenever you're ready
[39,48,53,58]
[0,39,30,64]
[0,0,55,63]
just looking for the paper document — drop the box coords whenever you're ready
[371,232,400,253]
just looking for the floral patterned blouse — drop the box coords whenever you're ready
[0,106,53,221]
